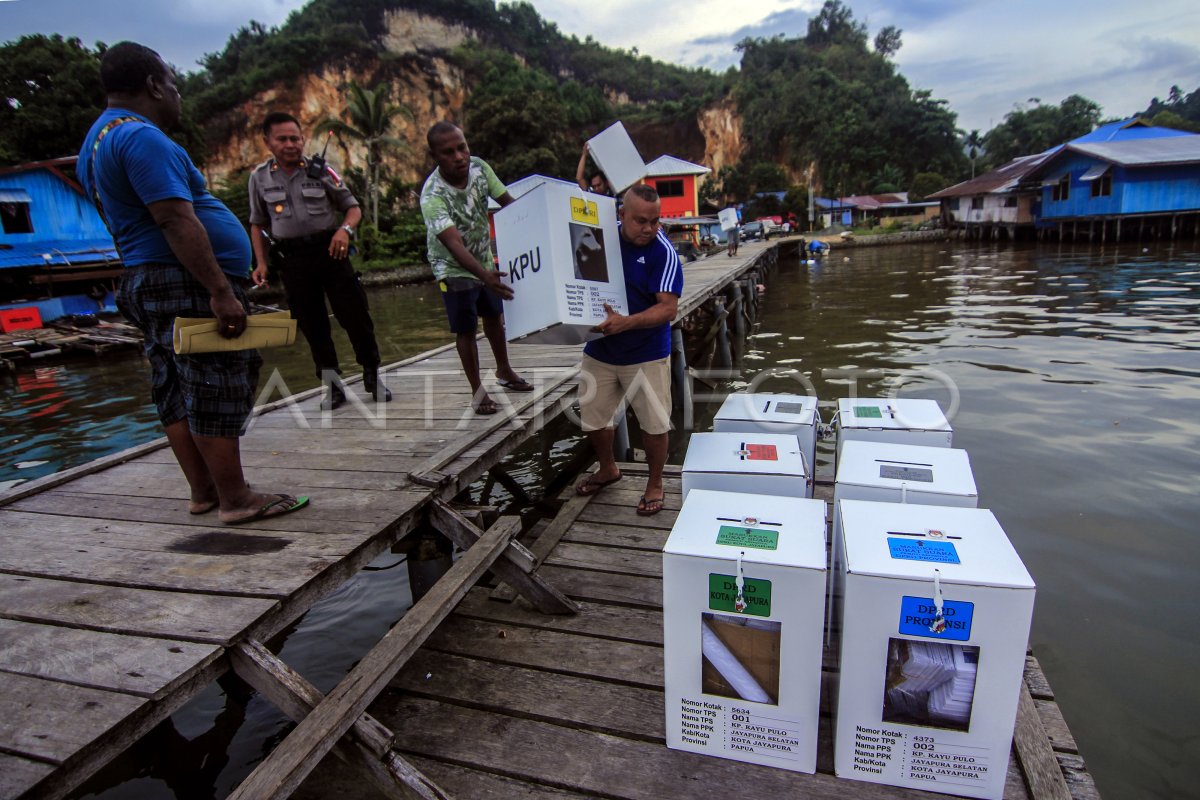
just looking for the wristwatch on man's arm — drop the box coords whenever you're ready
[340,224,355,238]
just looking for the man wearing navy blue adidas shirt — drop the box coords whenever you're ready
[575,184,683,516]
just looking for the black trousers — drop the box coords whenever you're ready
[275,239,380,379]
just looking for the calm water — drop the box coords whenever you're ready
[3,242,1197,799]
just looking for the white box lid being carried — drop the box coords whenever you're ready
[682,432,807,478]
[718,208,739,232]
[664,489,826,569]
[836,441,977,497]
[715,393,818,427]
[837,398,951,433]
[839,500,1034,589]
[587,121,647,193]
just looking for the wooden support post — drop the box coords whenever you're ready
[230,640,452,800]
[670,327,693,431]
[729,286,745,362]
[429,500,577,615]
[744,276,757,323]
[713,297,732,370]
[486,465,531,504]
[226,518,519,800]
[489,488,594,602]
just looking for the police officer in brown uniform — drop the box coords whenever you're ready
[249,111,390,408]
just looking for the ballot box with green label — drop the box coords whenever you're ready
[835,398,953,459]
[713,392,820,481]
[494,177,628,344]
[832,499,1035,800]
[681,432,811,500]
[827,441,979,644]
[663,489,827,773]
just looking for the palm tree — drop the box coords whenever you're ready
[315,82,411,227]
[964,129,983,178]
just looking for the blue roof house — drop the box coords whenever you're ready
[1030,134,1200,226]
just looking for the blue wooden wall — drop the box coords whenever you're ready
[0,167,111,243]
[1040,153,1200,220]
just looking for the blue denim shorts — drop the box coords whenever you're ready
[440,277,504,333]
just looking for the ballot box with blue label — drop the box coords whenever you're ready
[494,177,628,344]
[835,398,953,459]
[827,442,979,644]
[832,500,1035,800]
[713,393,820,483]
[681,432,811,500]
[663,489,827,773]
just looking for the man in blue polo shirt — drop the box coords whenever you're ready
[78,41,308,525]
[575,184,683,516]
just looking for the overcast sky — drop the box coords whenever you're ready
[3,0,1199,133]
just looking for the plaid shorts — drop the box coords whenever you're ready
[117,263,262,438]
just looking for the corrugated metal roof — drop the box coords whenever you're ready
[1073,118,1190,144]
[645,155,711,177]
[928,149,1059,198]
[1066,135,1200,166]
[1079,163,1111,181]
[0,238,120,270]
[0,189,32,203]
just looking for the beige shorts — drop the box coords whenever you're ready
[579,355,672,435]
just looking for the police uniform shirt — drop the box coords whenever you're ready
[248,158,358,240]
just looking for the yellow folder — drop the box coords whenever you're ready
[172,311,297,354]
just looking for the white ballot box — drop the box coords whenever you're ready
[663,489,827,773]
[681,432,811,500]
[836,398,953,458]
[832,500,1035,800]
[587,121,647,193]
[828,442,979,644]
[494,177,628,344]
[718,208,739,231]
[713,393,819,482]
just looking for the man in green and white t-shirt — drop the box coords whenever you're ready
[420,122,532,415]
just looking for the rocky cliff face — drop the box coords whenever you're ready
[200,10,740,195]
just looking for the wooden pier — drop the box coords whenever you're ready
[299,465,1096,800]
[0,237,1096,800]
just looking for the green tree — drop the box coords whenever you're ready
[909,172,947,201]
[1147,110,1200,133]
[873,26,902,58]
[315,81,411,227]
[0,34,105,164]
[981,95,1101,166]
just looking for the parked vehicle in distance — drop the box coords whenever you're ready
[741,221,765,241]
[756,218,781,237]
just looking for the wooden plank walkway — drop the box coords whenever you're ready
[290,465,1098,800]
[0,242,776,799]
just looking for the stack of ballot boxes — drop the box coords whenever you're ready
[681,432,811,500]
[493,177,627,344]
[831,500,1035,800]
[835,398,953,459]
[828,441,979,643]
[663,489,827,773]
[712,393,820,488]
